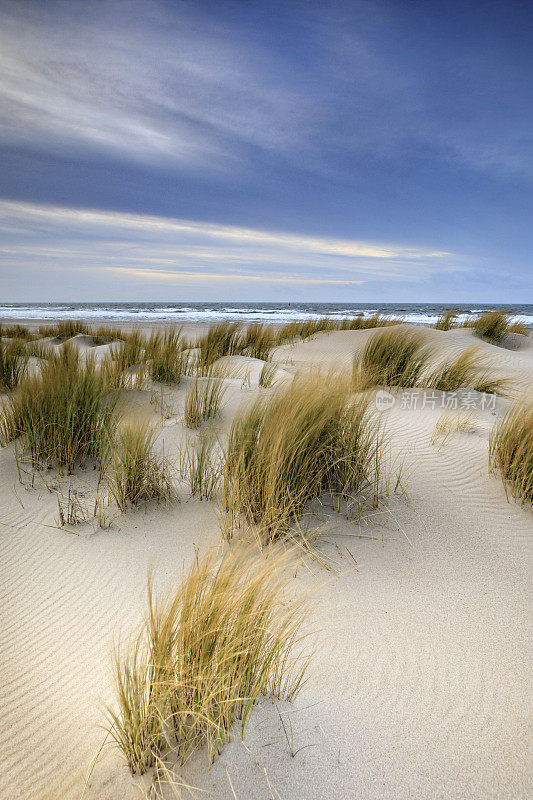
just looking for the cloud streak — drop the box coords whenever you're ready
[0,0,529,180]
[0,201,465,292]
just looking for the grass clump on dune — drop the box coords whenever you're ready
[431,411,481,446]
[472,310,529,344]
[105,419,173,512]
[195,322,241,368]
[0,346,117,472]
[258,361,277,387]
[184,374,226,428]
[489,396,533,504]
[222,373,385,542]
[354,326,433,390]
[1,323,34,340]
[0,334,29,391]
[180,432,221,500]
[37,319,90,341]
[107,547,308,774]
[433,308,459,331]
[427,346,509,395]
[146,329,186,386]
[239,322,277,360]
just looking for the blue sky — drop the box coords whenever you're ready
[0,0,531,302]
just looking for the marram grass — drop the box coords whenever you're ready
[433,308,459,331]
[184,374,226,428]
[107,547,308,774]
[489,395,533,504]
[221,372,386,542]
[427,346,509,395]
[105,418,173,512]
[472,310,529,345]
[0,334,29,391]
[354,326,433,390]
[0,346,118,472]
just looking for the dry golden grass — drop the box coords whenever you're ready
[258,361,277,387]
[105,419,174,512]
[195,322,241,368]
[0,346,118,472]
[184,374,226,429]
[107,546,308,774]
[145,329,187,386]
[0,333,29,390]
[221,372,386,542]
[37,320,90,340]
[433,308,459,330]
[353,326,433,390]
[180,432,221,500]
[471,310,529,345]
[431,411,482,446]
[427,346,509,395]
[489,395,533,504]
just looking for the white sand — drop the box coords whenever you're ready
[0,324,531,800]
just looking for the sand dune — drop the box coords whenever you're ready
[0,324,531,800]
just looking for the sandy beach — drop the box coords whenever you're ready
[1,320,532,800]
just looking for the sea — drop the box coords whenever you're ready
[1,302,532,327]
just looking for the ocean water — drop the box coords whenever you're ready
[1,302,532,327]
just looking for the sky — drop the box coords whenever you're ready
[0,0,531,303]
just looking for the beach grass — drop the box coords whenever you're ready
[0,333,29,391]
[105,419,173,512]
[180,432,221,500]
[354,326,433,389]
[107,547,308,774]
[427,346,509,395]
[239,322,278,360]
[221,372,385,541]
[37,320,90,340]
[184,374,226,428]
[431,411,482,446]
[489,395,533,504]
[471,310,529,345]
[195,322,241,368]
[145,329,186,386]
[0,345,118,472]
[433,308,459,330]
[258,362,277,387]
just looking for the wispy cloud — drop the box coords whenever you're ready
[0,200,466,290]
[0,0,528,179]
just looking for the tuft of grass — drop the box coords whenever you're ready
[0,346,118,472]
[180,432,221,500]
[0,334,29,391]
[1,323,34,340]
[239,323,277,360]
[433,308,459,331]
[431,411,482,446]
[145,329,186,386]
[90,325,125,345]
[427,346,509,395]
[489,395,533,504]
[103,331,149,389]
[472,310,513,345]
[354,326,433,389]
[107,547,308,774]
[105,419,173,512]
[221,372,386,542]
[37,319,90,341]
[184,374,226,429]
[195,322,241,368]
[258,362,277,388]
[507,319,531,337]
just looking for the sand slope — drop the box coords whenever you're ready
[0,327,531,800]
